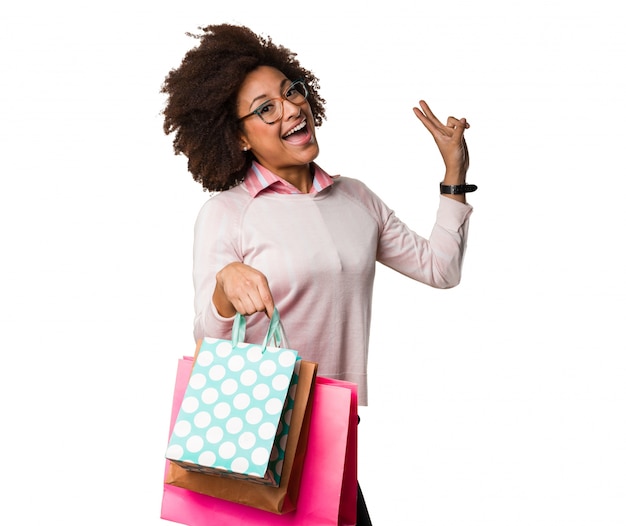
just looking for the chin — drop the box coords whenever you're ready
[304,144,320,164]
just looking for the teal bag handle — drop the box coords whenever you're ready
[231,312,247,345]
[231,308,284,353]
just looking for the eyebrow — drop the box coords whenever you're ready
[248,78,291,110]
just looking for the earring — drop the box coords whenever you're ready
[242,146,249,152]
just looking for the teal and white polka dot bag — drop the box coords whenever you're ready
[165,308,299,487]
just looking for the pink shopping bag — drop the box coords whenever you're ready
[161,356,358,526]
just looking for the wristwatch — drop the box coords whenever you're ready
[440,183,478,195]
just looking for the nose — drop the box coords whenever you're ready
[282,98,301,120]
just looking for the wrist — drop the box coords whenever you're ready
[442,168,467,186]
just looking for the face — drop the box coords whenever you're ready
[237,66,319,178]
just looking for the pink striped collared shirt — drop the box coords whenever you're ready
[243,161,335,197]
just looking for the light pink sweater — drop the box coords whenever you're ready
[193,173,473,405]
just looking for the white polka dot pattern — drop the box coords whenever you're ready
[166,337,299,486]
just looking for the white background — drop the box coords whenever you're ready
[1,1,625,525]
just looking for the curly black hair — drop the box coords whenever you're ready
[161,24,326,192]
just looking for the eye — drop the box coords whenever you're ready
[285,82,303,99]
[256,101,274,114]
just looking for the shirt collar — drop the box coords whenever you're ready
[243,161,334,197]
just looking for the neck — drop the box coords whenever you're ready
[278,164,313,193]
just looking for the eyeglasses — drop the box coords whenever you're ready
[238,79,309,125]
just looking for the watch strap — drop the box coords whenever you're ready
[440,183,478,195]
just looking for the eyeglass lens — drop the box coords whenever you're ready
[256,81,307,123]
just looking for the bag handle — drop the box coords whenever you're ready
[231,308,288,352]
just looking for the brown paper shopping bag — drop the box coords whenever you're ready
[165,357,318,514]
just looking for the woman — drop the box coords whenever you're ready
[162,23,475,525]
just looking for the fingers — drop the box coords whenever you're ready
[236,285,274,317]
[414,100,469,135]
[447,117,469,147]
[216,262,275,317]
[416,100,436,121]
[412,100,440,135]
[446,116,470,130]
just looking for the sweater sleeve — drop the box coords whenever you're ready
[192,193,243,341]
[376,194,473,288]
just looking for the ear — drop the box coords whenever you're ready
[239,134,251,152]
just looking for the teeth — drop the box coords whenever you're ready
[284,120,306,137]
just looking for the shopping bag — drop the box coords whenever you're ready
[165,355,318,514]
[315,377,359,526]
[161,377,358,526]
[165,309,298,486]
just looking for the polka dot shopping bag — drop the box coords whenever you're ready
[165,308,299,487]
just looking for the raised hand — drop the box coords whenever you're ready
[413,100,470,182]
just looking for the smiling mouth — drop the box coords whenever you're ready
[282,119,307,139]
